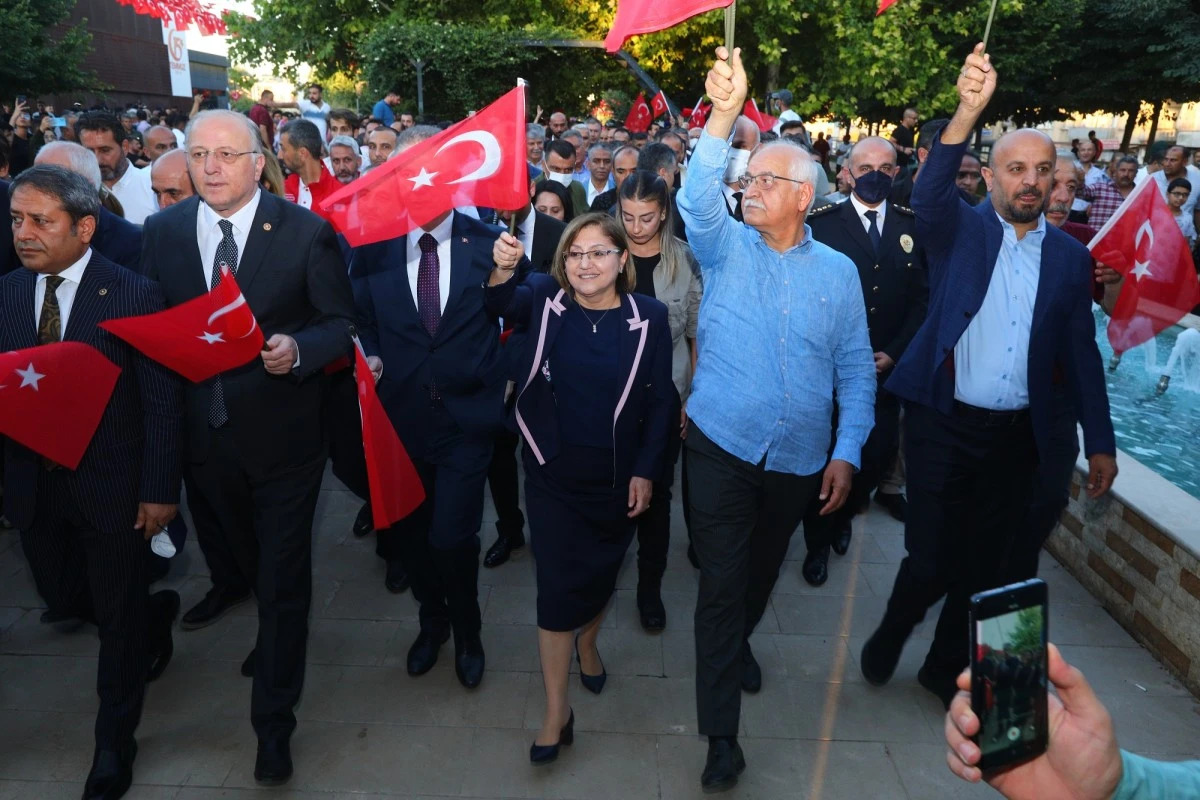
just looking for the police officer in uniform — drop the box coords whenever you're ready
[800,136,928,585]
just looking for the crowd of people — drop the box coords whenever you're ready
[0,42,1197,800]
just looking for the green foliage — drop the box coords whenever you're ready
[0,0,99,100]
[1006,607,1045,656]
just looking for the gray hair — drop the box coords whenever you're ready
[35,141,103,190]
[637,143,677,176]
[184,109,264,154]
[586,143,613,161]
[527,123,546,139]
[10,164,102,226]
[613,145,639,163]
[1116,154,1139,169]
[753,139,821,187]
[329,135,361,158]
[281,118,323,159]
[561,129,584,144]
[394,125,440,154]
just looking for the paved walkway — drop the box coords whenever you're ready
[2,467,1198,799]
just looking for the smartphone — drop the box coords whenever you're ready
[51,116,66,128]
[16,95,26,105]
[969,578,1049,772]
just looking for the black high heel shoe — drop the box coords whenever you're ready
[530,709,575,765]
[575,637,607,695]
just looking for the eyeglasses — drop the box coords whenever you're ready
[1169,191,1191,199]
[565,248,622,265]
[957,171,982,180]
[188,148,257,165]
[737,172,805,191]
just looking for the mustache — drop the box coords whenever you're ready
[742,199,766,210]
[1046,202,1070,215]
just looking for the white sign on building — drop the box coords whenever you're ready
[163,21,192,98]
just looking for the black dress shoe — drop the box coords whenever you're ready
[529,709,574,765]
[385,560,410,594]
[874,492,908,522]
[917,664,959,710]
[352,503,374,538]
[483,531,526,568]
[179,587,251,631]
[831,521,852,556]
[455,634,485,689]
[407,628,450,676]
[741,642,762,694]
[146,590,180,683]
[40,608,86,634]
[860,625,906,686]
[575,637,607,695]
[254,737,293,786]
[687,543,700,569]
[701,737,746,794]
[82,740,136,800]
[802,546,829,587]
[637,584,666,632]
[241,648,255,678]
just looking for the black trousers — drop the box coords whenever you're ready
[21,470,149,750]
[186,428,325,741]
[377,406,491,640]
[326,365,370,501]
[486,428,526,539]
[687,424,822,736]
[636,388,684,587]
[1004,392,1078,584]
[877,402,1038,679]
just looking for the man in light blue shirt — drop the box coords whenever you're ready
[371,89,399,128]
[677,46,876,794]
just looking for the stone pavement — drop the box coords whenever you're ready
[2,467,1198,800]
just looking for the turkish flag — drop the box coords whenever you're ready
[626,93,653,133]
[0,342,121,469]
[687,97,712,129]
[1088,177,1200,353]
[99,267,265,382]
[877,0,898,14]
[605,0,734,53]
[354,343,425,528]
[744,99,778,133]
[321,85,527,247]
[650,90,670,120]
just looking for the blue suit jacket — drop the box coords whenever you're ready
[486,272,674,482]
[350,212,510,455]
[0,253,184,533]
[884,135,1115,459]
[94,207,143,273]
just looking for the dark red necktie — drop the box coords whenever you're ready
[417,233,441,337]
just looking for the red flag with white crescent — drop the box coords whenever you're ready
[650,90,670,119]
[99,267,265,382]
[625,93,653,133]
[605,0,735,53]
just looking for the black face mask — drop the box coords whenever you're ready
[853,169,895,205]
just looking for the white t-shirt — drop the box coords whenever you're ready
[772,108,800,135]
[297,99,332,140]
[110,164,158,225]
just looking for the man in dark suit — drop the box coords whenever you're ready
[2,166,183,800]
[141,110,356,785]
[480,168,566,568]
[802,136,928,585]
[860,45,1118,707]
[0,178,13,275]
[350,207,509,691]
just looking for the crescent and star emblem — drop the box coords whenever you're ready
[198,292,259,344]
[408,131,504,192]
[1132,219,1154,281]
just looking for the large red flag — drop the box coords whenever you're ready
[354,343,425,528]
[321,85,527,247]
[99,267,264,382]
[650,90,670,120]
[625,93,653,133]
[605,0,734,53]
[0,342,121,469]
[1088,177,1200,353]
[743,99,778,133]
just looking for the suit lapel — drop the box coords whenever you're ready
[879,203,903,265]
[233,192,282,291]
[614,293,650,425]
[180,198,209,299]
[386,236,421,333]
[839,201,878,263]
[10,270,38,350]
[63,254,114,344]
[977,198,1004,299]
[1031,225,1059,337]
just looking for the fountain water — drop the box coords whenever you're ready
[1156,327,1200,395]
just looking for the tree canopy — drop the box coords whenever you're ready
[0,0,98,101]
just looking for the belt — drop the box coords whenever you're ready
[952,400,1031,427]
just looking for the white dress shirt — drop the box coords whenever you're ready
[196,189,262,287]
[849,193,887,236]
[515,208,537,259]
[954,213,1045,410]
[34,249,91,335]
[110,164,158,225]
[406,213,454,314]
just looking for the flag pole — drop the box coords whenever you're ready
[981,0,1000,51]
[512,77,527,237]
[724,1,736,58]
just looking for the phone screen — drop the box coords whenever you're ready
[970,580,1048,771]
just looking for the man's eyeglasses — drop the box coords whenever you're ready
[737,172,805,191]
[565,248,622,265]
[1169,191,1191,199]
[188,148,257,165]
[957,171,982,180]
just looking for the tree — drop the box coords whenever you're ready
[0,0,98,100]
[1006,607,1044,656]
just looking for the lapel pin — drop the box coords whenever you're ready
[461,237,469,244]
[98,288,108,296]
[900,234,914,254]
[263,222,272,231]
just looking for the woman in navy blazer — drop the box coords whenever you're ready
[487,213,673,766]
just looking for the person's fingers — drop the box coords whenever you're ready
[956,667,971,692]
[1046,643,1101,715]
[945,748,983,784]
[949,691,980,737]
[134,507,147,530]
[944,710,981,765]
[818,467,834,501]
[1086,460,1101,492]
[715,46,729,61]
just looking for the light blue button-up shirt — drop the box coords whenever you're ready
[677,129,876,475]
[953,212,1044,410]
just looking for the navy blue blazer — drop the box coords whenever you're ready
[0,180,14,276]
[486,272,674,483]
[350,212,510,455]
[0,252,184,533]
[94,207,143,273]
[884,135,1115,459]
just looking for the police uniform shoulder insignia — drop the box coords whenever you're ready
[808,201,837,217]
[892,204,916,217]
